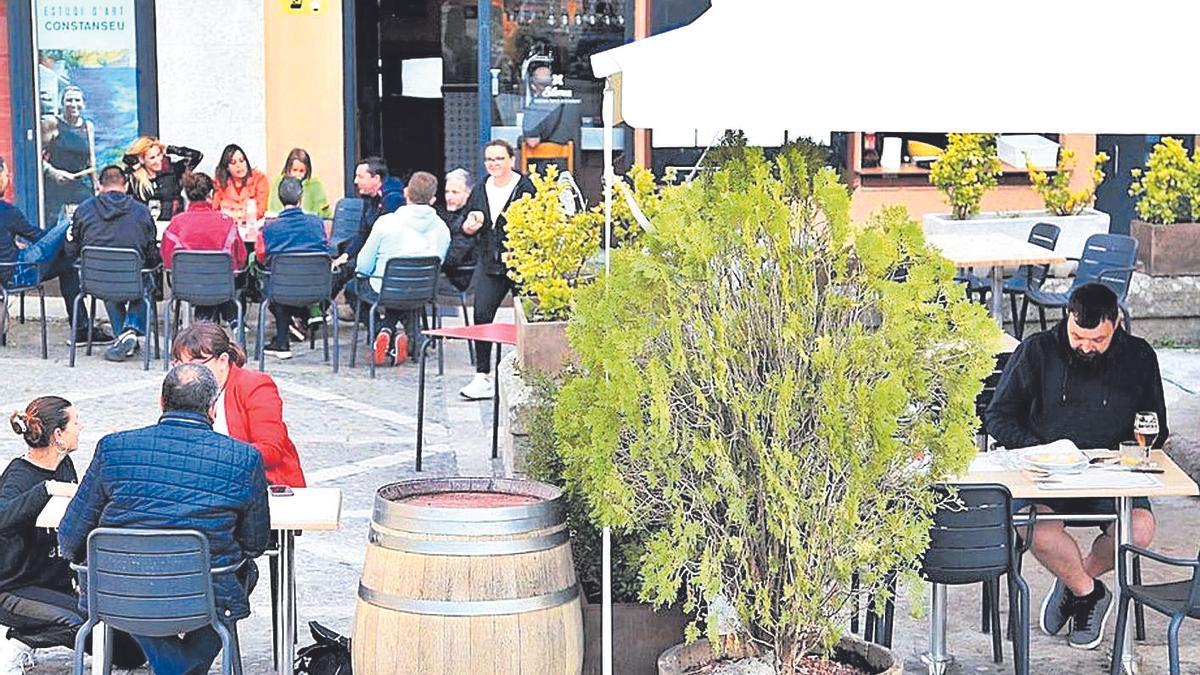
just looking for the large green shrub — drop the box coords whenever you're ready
[1129,137,1200,225]
[928,133,1002,220]
[553,148,999,670]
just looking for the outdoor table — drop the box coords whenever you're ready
[928,450,1199,674]
[926,233,1067,329]
[38,487,343,675]
[415,322,517,472]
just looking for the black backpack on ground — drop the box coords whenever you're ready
[293,621,352,675]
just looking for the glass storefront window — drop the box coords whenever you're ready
[489,0,628,192]
[35,0,140,227]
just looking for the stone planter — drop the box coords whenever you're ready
[582,601,690,675]
[514,296,573,374]
[923,208,1110,277]
[1131,220,1200,276]
[657,634,900,674]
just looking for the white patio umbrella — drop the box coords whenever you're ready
[588,0,1200,671]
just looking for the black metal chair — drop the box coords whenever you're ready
[257,252,338,372]
[0,260,48,359]
[163,252,244,370]
[71,528,243,675]
[438,264,476,368]
[70,247,160,371]
[329,198,363,254]
[350,256,441,379]
[926,484,1032,673]
[1019,233,1137,335]
[1110,544,1200,675]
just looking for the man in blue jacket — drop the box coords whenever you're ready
[256,176,333,359]
[58,364,270,674]
[0,155,107,344]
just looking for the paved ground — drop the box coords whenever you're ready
[2,307,1199,674]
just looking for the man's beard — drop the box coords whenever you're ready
[1074,348,1099,363]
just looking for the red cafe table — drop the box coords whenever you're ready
[416,323,517,471]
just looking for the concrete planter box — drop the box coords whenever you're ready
[657,634,900,674]
[923,208,1110,277]
[582,602,689,675]
[1131,220,1200,276]
[514,296,573,374]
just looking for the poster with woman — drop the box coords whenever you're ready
[36,0,139,228]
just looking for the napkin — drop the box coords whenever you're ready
[1038,471,1162,491]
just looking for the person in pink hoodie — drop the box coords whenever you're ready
[160,172,247,327]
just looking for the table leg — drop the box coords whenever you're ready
[416,338,431,472]
[275,530,297,675]
[90,622,106,675]
[990,266,1004,328]
[1116,496,1138,674]
[924,582,950,675]
[492,343,502,459]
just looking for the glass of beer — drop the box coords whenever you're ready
[1133,411,1159,463]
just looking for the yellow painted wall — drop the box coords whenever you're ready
[263,0,346,205]
[849,134,1098,222]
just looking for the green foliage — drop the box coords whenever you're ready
[522,373,646,603]
[929,133,1002,220]
[503,166,600,321]
[1129,137,1200,225]
[1028,149,1108,216]
[504,165,674,321]
[553,147,999,670]
[574,164,676,245]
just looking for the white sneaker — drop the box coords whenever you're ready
[459,373,494,400]
[0,635,35,675]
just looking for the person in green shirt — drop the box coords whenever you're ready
[267,148,334,333]
[267,147,333,218]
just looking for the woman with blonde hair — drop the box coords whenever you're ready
[122,135,203,222]
[267,147,332,218]
[41,86,96,227]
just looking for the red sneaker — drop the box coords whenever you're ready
[373,328,392,366]
[393,332,409,364]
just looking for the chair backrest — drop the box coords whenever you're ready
[80,247,146,302]
[375,256,441,309]
[974,351,1012,433]
[1073,234,1138,301]
[83,528,220,638]
[170,251,236,306]
[330,198,364,251]
[267,253,333,306]
[1027,222,1060,251]
[922,484,1015,585]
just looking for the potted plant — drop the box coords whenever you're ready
[505,164,671,373]
[1129,137,1200,276]
[551,147,999,673]
[923,133,1110,264]
[524,374,691,675]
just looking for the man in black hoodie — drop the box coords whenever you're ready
[64,166,159,362]
[986,283,1167,651]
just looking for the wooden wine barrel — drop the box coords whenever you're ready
[353,477,583,674]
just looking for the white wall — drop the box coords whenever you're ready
[154,0,267,176]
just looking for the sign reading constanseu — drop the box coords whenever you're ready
[38,0,134,51]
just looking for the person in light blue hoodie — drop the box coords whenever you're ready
[354,171,450,365]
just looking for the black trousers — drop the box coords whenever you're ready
[472,270,514,374]
[0,585,145,667]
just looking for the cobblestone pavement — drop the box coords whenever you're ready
[3,312,1199,674]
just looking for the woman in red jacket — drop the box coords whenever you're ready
[168,322,305,487]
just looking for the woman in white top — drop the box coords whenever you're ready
[458,140,536,400]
